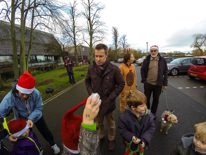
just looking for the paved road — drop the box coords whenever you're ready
[3,63,206,155]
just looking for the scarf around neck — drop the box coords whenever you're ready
[96,59,109,75]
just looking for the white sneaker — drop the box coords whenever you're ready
[39,150,43,155]
[51,144,60,154]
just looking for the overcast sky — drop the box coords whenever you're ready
[64,0,206,53]
[1,0,205,53]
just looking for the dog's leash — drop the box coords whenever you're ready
[161,90,168,111]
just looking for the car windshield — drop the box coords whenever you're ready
[170,58,184,64]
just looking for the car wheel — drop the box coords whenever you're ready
[189,75,195,79]
[140,63,142,66]
[171,68,178,76]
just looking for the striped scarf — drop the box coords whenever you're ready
[95,59,110,76]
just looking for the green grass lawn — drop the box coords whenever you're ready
[0,65,89,101]
[0,65,88,121]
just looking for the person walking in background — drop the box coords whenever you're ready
[0,71,60,154]
[85,43,125,151]
[64,56,75,85]
[141,45,168,119]
[119,50,137,113]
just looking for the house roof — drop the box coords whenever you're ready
[0,20,60,56]
[0,20,57,44]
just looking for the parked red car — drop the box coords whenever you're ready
[187,56,206,80]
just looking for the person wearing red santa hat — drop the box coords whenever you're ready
[141,45,168,120]
[8,119,43,155]
[61,93,101,155]
[0,71,60,154]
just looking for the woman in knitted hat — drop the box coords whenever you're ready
[119,50,137,113]
[0,71,60,154]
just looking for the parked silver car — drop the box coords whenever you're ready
[167,57,194,76]
[136,58,145,66]
[117,58,123,63]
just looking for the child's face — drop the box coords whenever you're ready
[193,133,206,153]
[132,103,147,114]
[19,129,30,138]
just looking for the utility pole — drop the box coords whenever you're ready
[146,42,148,56]
[146,42,148,53]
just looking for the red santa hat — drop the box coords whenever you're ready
[7,119,29,137]
[16,71,35,94]
[150,45,159,51]
[61,98,87,154]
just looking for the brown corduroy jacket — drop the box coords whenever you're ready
[85,61,125,115]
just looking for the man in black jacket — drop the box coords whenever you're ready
[85,44,125,151]
[141,45,168,119]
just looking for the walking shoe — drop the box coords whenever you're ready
[40,150,43,155]
[108,140,115,151]
[51,144,60,154]
[152,113,156,120]
[99,137,105,146]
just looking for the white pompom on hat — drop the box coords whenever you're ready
[150,45,159,51]
[16,71,35,94]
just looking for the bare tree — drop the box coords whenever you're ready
[0,0,20,78]
[112,27,119,60]
[191,34,206,56]
[62,1,81,66]
[81,0,106,65]
[119,35,129,53]
[0,0,67,76]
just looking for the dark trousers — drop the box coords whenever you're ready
[35,116,55,146]
[144,82,162,114]
[0,141,9,155]
[67,70,75,84]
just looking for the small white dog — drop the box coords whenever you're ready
[159,110,178,134]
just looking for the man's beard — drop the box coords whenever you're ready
[151,53,158,58]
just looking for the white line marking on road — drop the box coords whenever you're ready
[178,87,183,89]
[180,76,182,77]
[175,76,177,78]
[200,86,204,88]
[193,86,197,88]
[184,76,187,77]
[186,87,190,89]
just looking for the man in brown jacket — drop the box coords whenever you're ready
[85,43,125,151]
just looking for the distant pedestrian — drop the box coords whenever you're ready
[85,43,125,151]
[141,45,168,119]
[118,90,155,154]
[170,122,206,155]
[119,51,137,113]
[0,71,60,154]
[64,56,75,85]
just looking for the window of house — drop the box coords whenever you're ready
[0,56,12,63]
[29,55,37,63]
[36,55,45,62]
[45,56,54,62]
